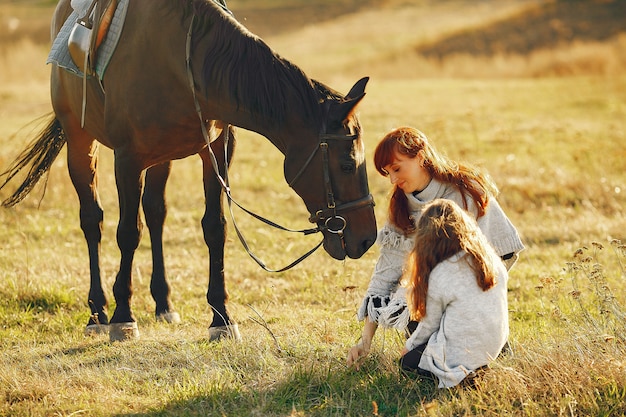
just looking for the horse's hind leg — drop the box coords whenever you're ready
[142,161,180,324]
[66,137,108,335]
[200,126,240,341]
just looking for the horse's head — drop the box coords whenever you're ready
[285,77,377,260]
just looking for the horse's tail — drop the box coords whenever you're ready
[0,116,67,208]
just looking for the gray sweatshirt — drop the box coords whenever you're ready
[406,250,509,388]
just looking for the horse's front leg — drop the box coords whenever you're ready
[200,127,240,341]
[66,136,108,335]
[109,151,144,341]
[142,161,180,324]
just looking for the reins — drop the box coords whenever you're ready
[184,11,374,271]
[185,14,322,272]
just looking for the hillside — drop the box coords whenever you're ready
[416,0,626,57]
[254,0,626,79]
[1,0,626,79]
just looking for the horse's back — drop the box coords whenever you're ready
[49,0,113,146]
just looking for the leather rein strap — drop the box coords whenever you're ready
[184,13,373,272]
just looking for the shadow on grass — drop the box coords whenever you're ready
[116,359,439,417]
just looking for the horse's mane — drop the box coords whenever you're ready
[180,0,342,128]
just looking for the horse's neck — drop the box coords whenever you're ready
[187,4,319,154]
[199,69,310,156]
[216,106,293,155]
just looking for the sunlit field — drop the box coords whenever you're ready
[1,1,625,416]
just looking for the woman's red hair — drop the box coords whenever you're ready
[373,127,498,236]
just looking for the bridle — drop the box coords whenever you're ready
[185,13,374,272]
[287,129,375,238]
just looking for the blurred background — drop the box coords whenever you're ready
[2,0,626,80]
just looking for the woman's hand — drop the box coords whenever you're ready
[346,341,370,370]
[346,319,378,370]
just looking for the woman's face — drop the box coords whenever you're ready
[383,151,431,193]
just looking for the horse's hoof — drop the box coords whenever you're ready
[84,324,109,336]
[156,312,181,324]
[208,324,241,342]
[109,322,140,342]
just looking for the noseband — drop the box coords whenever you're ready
[288,132,375,237]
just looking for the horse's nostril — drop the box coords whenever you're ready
[362,237,376,253]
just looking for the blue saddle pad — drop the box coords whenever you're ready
[46,0,129,80]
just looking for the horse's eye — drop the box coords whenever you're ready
[341,161,356,174]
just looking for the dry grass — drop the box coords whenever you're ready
[0,1,625,416]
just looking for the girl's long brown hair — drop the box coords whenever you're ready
[373,127,499,236]
[406,199,498,320]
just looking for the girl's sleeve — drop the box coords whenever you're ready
[357,224,414,323]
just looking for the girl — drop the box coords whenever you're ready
[347,127,523,369]
[399,199,509,388]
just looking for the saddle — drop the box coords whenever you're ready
[68,0,117,75]
[66,0,117,127]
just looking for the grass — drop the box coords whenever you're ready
[1,0,626,416]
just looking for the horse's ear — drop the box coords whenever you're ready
[345,77,369,100]
[327,77,368,124]
[330,92,366,125]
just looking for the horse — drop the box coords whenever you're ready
[0,0,377,342]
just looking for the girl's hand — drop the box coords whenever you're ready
[400,347,408,356]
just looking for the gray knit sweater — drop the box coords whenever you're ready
[357,178,524,328]
[406,250,509,388]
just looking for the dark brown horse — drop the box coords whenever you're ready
[0,0,376,341]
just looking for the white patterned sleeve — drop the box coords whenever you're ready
[356,225,414,323]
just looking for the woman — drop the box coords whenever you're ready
[399,199,509,387]
[346,127,523,369]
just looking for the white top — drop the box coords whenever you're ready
[406,251,509,388]
[357,178,524,328]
